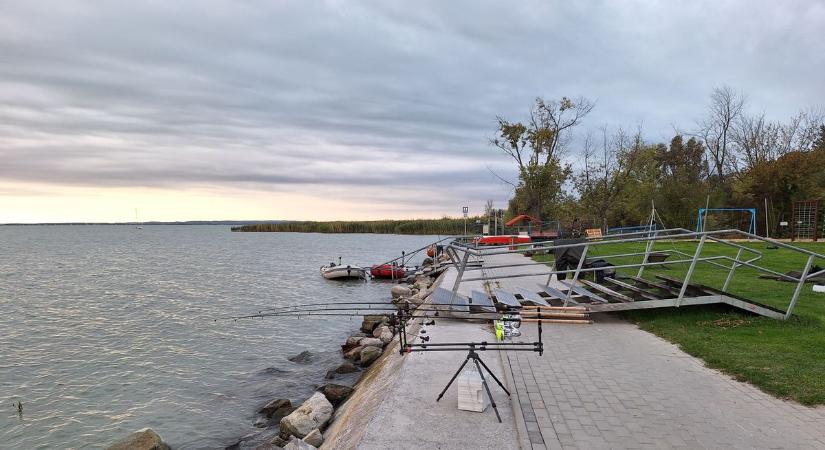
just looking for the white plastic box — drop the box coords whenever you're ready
[457,369,489,412]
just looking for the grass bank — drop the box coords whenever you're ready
[231,217,482,235]
[535,240,825,405]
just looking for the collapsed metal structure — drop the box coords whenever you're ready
[438,228,825,320]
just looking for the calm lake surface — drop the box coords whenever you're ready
[0,226,438,449]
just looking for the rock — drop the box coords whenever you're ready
[358,337,383,348]
[414,280,431,291]
[279,392,333,439]
[254,444,282,450]
[378,328,394,344]
[271,436,289,447]
[288,350,313,364]
[343,345,363,360]
[360,315,389,333]
[105,428,171,450]
[334,360,358,374]
[321,383,354,405]
[260,398,292,418]
[345,335,363,346]
[284,436,317,450]
[359,346,383,366]
[372,324,388,338]
[303,429,323,447]
[274,406,297,422]
[390,285,412,298]
[253,416,269,428]
[407,293,425,306]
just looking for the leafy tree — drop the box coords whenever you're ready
[492,96,593,218]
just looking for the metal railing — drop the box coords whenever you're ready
[442,228,825,320]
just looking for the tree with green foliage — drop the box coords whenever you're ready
[492,96,593,219]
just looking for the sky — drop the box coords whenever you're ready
[1,0,823,223]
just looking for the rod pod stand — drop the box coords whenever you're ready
[432,342,510,422]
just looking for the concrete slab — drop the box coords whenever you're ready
[357,318,519,450]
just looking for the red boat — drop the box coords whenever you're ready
[476,235,532,248]
[370,264,407,279]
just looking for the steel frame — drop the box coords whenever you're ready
[442,228,825,320]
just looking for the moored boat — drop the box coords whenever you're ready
[320,258,367,280]
[476,235,532,246]
[370,263,407,279]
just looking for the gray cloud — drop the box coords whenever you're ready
[1,0,823,215]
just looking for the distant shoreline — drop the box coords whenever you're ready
[231,218,481,235]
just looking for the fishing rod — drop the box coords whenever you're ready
[217,306,522,322]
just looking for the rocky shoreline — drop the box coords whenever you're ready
[105,256,446,450]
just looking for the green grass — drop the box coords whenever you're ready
[535,239,825,405]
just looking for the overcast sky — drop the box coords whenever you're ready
[1,0,823,222]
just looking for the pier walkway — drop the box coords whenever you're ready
[480,252,825,449]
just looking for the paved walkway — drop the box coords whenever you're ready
[480,252,825,449]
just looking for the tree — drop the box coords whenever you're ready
[492,96,594,217]
[698,86,746,183]
[815,125,825,152]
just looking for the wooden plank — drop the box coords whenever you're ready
[580,279,634,303]
[521,318,592,324]
[603,277,663,301]
[521,305,589,312]
[520,311,590,319]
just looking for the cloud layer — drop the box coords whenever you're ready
[1,0,823,220]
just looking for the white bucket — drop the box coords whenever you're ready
[813,285,825,294]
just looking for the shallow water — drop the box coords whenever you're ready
[0,226,438,449]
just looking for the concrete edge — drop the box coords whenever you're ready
[499,350,533,450]
[319,272,447,450]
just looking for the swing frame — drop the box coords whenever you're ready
[696,208,757,235]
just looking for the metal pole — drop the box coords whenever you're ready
[636,229,658,278]
[764,198,770,238]
[676,235,706,306]
[563,244,589,307]
[722,247,744,292]
[785,255,814,320]
[449,249,471,304]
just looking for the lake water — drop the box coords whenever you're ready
[0,226,438,449]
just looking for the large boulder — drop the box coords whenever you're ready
[360,315,389,333]
[359,346,383,366]
[259,398,292,418]
[333,360,358,374]
[303,429,324,447]
[279,392,333,439]
[343,345,363,361]
[372,324,388,338]
[390,285,412,298]
[358,337,383,348]
[105,429,170,450]
[377,327,394,344]
[284,436,317,450]
[321,383,354,405]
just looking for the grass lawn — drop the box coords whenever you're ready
[534,239,825,405]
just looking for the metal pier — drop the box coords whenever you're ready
[440,228,825,320]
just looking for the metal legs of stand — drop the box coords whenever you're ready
[435,349,510,422]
